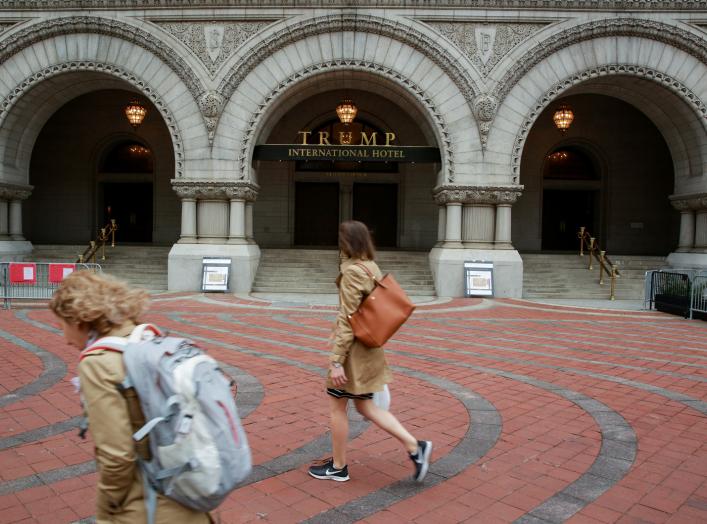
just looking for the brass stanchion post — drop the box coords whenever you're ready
[599,250,605,284]
[111,219,116,247]
[588,238,595,270]
[100,228,106,261]
[610,265,617,300]
[579,226,585,256]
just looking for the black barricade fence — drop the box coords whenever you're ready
[0,262,102,308]
[650,271,692,318]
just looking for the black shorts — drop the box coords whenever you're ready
[327,388,373,400]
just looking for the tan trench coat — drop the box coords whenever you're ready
[327,258,393,395]
[78,324,210,524]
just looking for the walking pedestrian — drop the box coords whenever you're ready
[49,271,210,523]
[309,220,432,483]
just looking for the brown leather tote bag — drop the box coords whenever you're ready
[347,263,416,348]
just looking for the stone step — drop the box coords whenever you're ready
[254,248,436,296]
[520,253,660,300]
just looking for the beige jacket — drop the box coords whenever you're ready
[78,323,210,524]
[327,258,393,395]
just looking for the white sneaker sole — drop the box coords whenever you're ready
[308,471,350,482]
[414,441,433,482]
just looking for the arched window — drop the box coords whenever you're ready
[100,141,153,173]
[543,147,597,180]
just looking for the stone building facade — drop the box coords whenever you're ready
[0,1,705,296]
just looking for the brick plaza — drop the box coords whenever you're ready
[0,295,705,523]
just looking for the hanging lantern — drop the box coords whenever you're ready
[552,103,574,132]
[124,99,147,129]
[336,99,358,124]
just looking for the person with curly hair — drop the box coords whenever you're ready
[49,270,210,524]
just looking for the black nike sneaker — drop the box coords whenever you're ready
[308,458,350,482]
[409,440,432,482]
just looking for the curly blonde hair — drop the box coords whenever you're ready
[49,271,149,335]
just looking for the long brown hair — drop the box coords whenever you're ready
[338,220,376,260]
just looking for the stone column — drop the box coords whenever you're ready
[228,198,246,243]
[694,210,707,252]
[434,185,522,250]
[0,200,9,239]
[462,204,495,248]
[171,180,259,243]
[179,198,197,243]
[494,204,513,249]
[444,203,463,247]
[245,202,254,242]
[9,200,24,240]
[436,205,446,246]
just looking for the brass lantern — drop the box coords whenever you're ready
[336,99,358,124]
[124,99,147,129]
[552,103,574,132]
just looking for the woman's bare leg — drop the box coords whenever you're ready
[354,399,418,453]
[330,396,349,468]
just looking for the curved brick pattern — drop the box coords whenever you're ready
[0,297,705,523]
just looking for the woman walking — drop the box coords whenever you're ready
[309,220,432,483]
[49,271,210,523]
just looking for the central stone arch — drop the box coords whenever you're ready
[213,14,482,184]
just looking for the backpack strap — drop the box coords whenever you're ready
[79,336,127,361]
[128,324,162,343]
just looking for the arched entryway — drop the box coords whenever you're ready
[541,144,601,250]
[517,92,678,256]
[250,76,442,253]
[26,87,178,246]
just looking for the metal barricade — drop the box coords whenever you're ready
[0,262,102,309]
[690,275,707,320]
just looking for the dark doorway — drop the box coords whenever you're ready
[542,190,595,250]
[353,183,398,248]
[294,182,340,246]
[102,183,153,242]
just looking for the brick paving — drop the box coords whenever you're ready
[0,295,706,523]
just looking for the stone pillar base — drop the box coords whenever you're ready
[429,246,523,298]
[666,252,707,269]
[0,240,33,260]
[168,243,261,293]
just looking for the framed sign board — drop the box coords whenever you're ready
[202,258,231,292]
[464,261,494,297]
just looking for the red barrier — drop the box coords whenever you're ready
[49,263,76,283]
[9,263,37,284]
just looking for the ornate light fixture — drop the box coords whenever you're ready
[124,99,147,129]
[336,99,357,124]
[552,103,574,132]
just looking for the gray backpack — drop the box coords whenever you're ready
[83,324,251,521]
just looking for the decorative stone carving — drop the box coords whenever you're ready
[425,22,547,76]
[218,14,480,117]
[198,90,225,145]
[238,59,455,183]
[0,16,205,105]
[473,95,498,150]
[670,194,707,212]
[494,18,707,104]
[433,185,523,205]
[0,62,185,178]
[172,180,259,201]
[155,21,272,76]
[0,183,32,200]
[0,1,704,8]
[510,64,707,177]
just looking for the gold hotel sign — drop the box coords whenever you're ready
[253,131,441,163]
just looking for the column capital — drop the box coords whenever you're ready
[171,179,260,201]
[669,192,707,211]
[433,185,523,205]
[0,183,33,201]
